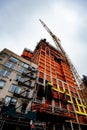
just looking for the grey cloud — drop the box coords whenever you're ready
[0,0,87,75]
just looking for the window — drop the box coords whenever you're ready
[25,90,30,97]
[38,78,44,83]
[22,62,29,68]
[18,67,26,74]
[5,96,17,106]
[0,69,11,77]
[30,72,34,77]
[9,57,19,63]
[31,67,36,72]
[25,80,32,86]
[5,96,11,105]
[9,84,21,94]
[21,103,27,113]
[0,80,6,88]
[15,74,24,82]
[0,52,8,57]
[5,62,15,69]
[0,58,3,61]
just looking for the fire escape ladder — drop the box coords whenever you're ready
[10,65,38,118]
[14,65,37,100]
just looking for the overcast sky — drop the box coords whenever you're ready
[0,0,87,76]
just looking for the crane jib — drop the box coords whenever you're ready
[39,19,82,87]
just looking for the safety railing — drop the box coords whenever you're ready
[32,103,74,119]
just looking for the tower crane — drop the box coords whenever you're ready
[39,19,87,106]
[39,19,82,88]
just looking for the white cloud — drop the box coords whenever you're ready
[0,0,87,76]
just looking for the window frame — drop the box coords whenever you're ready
[21,62,29,68]
[5,62,15,69]
[0,52,8,57]
[18,67,26,74]
[0,69,11,77]
[5,96,17,106]
[15,74,24,82]
[9,57,19,63]
[9,84,21,94]
[25,80,32,86]
[0,80,6,89]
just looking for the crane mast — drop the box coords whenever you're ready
[39,19,82,87]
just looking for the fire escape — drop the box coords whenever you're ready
[14,65,37,112]
[0,65,38,129]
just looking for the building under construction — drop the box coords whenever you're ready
[0,20,87,130]
[22,38,87,130]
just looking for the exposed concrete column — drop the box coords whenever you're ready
[53,124,56,130]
